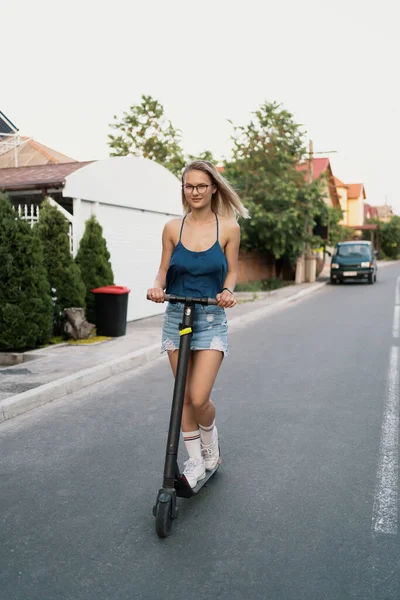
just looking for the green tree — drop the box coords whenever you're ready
[378,216,400,259]
[108,94,185,177]
[35,200,86,334]
[224,101,334,263]
[187,150,217,164]
[0,194,53,350]
[75,216,114,323]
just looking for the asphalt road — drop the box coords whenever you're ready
[1,265,400,600]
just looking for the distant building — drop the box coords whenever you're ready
[375,205,394,223]
[0,110,76,168]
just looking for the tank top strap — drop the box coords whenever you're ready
[179,215,187,241]
[215,213,219,241]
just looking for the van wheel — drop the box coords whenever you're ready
[368,273,374,284]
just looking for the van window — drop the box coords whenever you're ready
[336,244,371,257]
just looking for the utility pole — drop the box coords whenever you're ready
[304,140,316,282]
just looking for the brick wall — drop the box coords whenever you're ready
[237,251,276,283]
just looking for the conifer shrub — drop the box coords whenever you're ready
[35,200,86,334]
[75,215,114,323]
[0,194,53,350]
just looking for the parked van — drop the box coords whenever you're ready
[330,241,377,284]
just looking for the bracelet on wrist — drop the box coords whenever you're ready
[221,287,233,295]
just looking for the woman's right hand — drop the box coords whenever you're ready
[147,287,165,303]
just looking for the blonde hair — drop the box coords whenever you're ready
[181,160,249,219]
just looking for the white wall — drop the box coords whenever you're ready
[63,157,183,321]
[82,200,170,320]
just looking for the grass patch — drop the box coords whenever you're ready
[68,336,112,346]
[48,336,66,345]
[235,277,292,292]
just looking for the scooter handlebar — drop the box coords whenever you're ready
[146,292,218,306]
[164,294,218,306]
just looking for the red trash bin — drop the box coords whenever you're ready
[91,285,130,337]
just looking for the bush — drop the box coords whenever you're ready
[75,216,114,323]
[380,216,400,259]
[0,194,53,350]
[377,248,387,260]
[35,200,86,334]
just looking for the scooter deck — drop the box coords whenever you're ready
[175,459,221,498]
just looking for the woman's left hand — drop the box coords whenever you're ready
[216,290,237,308]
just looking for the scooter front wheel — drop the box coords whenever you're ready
[155,493,174,538]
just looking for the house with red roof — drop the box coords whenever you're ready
[296,157,340,208]
[364,204,378,221]
[334,178,367,228]
[347,183,367,226]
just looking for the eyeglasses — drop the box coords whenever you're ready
[182,184,212,195]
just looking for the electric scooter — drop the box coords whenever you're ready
[147,293,221,538]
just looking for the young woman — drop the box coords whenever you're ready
[147,160,248,488]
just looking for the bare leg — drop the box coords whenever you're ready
[167,350,197,432]
[189,350,224,427]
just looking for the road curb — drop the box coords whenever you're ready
[0,281,327,423]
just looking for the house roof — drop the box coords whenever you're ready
[0,162,94,191]
[0,137,76,168]
[296,157,330,180]
[296,157,340,207]
[333,175,347,188]
[347,183,366,200]
[364,204,378,219]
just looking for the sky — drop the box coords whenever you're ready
[2,0,399,211]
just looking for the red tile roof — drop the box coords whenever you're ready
[296,157,330,180]
[0,161,94,191]
[347,183,366,200]
[364,204,378,219]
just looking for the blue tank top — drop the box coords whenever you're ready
[166,214,228,298]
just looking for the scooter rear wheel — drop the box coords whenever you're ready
[155,496,173,538]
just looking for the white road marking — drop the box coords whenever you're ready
[396,276,400,306]
[372,346,399,534]
[393,306,400,338]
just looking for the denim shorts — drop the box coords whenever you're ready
[161,302,229,357]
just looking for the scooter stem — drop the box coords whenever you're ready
[162,303,195,488]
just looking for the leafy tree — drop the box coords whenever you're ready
[108,94,185,177]
[315,204,348,246]
[0,194,53,350]
[377,216,400,259]
[224,101,335,263]
[35,200,86,334]
[75,216,114,323]
[187,150,217,164]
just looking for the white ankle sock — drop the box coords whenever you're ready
[182,430,202,459]
[199,421,215,445]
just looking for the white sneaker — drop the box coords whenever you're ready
[183,457,206,488]
[201,426,220,471]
